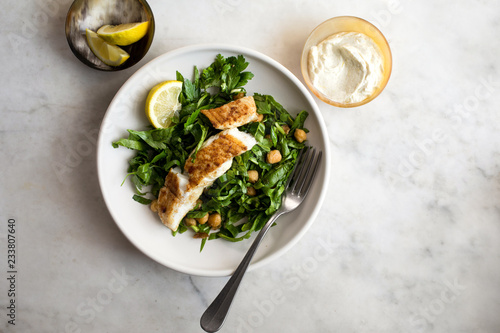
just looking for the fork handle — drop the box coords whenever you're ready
[200,210,284,332]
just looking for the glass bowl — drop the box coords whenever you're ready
[65,0,155,71]
[300,16,392,108]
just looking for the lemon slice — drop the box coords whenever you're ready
[97,22,149,46]
[85,29,130,67]
[145,81,183,128]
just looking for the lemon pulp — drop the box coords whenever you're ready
[85,29,130,67]
[145,81,183,128]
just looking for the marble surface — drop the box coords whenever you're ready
[1,0,499,332]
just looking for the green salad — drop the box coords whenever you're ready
[112,54,309,250]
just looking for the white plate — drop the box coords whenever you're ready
[97,44,330,277]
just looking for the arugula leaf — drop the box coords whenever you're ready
[112,138,145,150]
[127,129,167,150]
[291,110,309,132]
[133,194,152,205]
[188,124,209,161]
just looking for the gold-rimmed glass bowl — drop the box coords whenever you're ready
[301,16,392,107]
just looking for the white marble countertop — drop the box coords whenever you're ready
[1,0,499,332]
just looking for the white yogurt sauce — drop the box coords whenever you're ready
[308,32,384,104]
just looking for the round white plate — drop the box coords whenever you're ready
[97,44,330,277]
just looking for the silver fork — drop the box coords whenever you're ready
[200,147,323,333]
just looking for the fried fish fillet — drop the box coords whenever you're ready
[156,128,257,231]
[201,96,259,129]
[184,128,257,190]
[156,167,204,232]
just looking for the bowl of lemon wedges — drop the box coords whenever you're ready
[65,0,155,71]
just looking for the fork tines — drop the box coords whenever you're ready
[289,147,322,197]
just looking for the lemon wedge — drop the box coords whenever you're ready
[97,22,149,46]
[85,29,130,67]
[145,81,183,128]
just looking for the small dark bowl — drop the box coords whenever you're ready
[65,0,155,71]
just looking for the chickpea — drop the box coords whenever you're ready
[196,199,203,209]
[247,187,257,196]
[184,218,196,227]
[233,92,245,100]
[196,213,209,224]
[193,232,209,239]
[266,150,282,164]
[282,125,290,134]
[294,129,307,143]
[256,113,264,122]
[247,170,259,183]
[150,200,159,213]
[207,213,222,229]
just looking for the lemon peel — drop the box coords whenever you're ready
[97,21,149,46]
